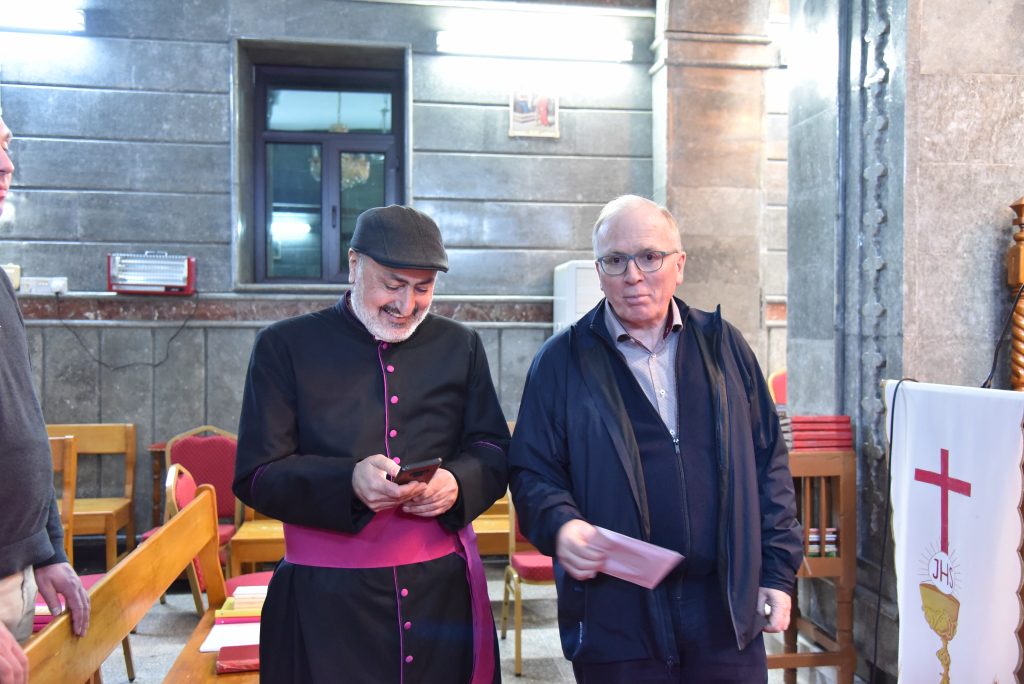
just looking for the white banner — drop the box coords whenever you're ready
[885,380,1024,682]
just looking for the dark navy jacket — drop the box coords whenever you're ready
[508,298,801,664]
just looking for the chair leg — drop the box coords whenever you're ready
[514,577,523,676]
[500,566,513,638]
[122,635,135,682]
[185,565,204,616]
[105,521,117,571]
[124,518,136,553]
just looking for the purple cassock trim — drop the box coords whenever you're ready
[284,511,495,683]
[472,440,504,455]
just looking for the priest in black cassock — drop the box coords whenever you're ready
[234,205,509,683]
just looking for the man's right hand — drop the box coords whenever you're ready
[352,454,428,512]
[0,621,27,684]
[556,519,607,581]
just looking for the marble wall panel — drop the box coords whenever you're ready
[911,74,1024,166]
[412,154,652,204]
[0,34,229,92]
[672,187,762,239]
[414,200,597,251]
[0,191,231,244]
[666,0,768,35]
[414,55,652,110]
[13,139,229,194]
[476,328,501,396]
[498,328,548,420]
[439,249,593,296]
[917,1,1024,76]
[680,234,760,290]
[99,329,153,505]
[786,0,839,125]
[413,104,651,158]
[153,328,206,444]
[205,328,256,433]
[765,206,787,251]
[3,86,229,144]
[85,0,229,41]
[786,337,838,414]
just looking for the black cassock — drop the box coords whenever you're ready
[234,297,509,683]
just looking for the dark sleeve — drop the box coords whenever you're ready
[437,331,510,530]
[731,329,802,592]
[508,338,582,556]
[232,326,369,533]
[35,495,68,567]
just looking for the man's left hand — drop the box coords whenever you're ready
[34,563,89,637]
[758,586,791,633]
[402,468,458,517]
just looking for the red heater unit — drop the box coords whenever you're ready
[107,252,196,296]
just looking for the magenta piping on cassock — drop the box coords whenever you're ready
[471,441,504,455]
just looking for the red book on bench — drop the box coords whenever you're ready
[216,644,260,673]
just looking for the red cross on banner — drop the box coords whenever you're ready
[913,448,972,553]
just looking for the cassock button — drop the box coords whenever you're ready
[401,588,409,597]
[391,395,399,404]
[390,429,398,438]
[387,365,395,373]
[393,457,401,464]
[381,343,390,350]
[404,621,412,630]
[405,655,414,663]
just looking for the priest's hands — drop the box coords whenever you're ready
[402,468,458,518]
[556,519,606,581]
[352,454,427,512]
[758,586,792,632]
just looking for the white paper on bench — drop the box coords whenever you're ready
[199,622,261,652]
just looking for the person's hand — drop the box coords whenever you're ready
[34,562,89,637]
[402,468,458,517]
[758,586,791,632]
[0,621,27,684]
[352,454,427,512]
[555,519,606,581]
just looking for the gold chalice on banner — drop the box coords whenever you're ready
[919,582,959,684]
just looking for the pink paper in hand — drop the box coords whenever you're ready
[590,526,684,590]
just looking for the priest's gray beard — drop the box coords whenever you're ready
[349,278,430,343]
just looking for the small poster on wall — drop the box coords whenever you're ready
[509,92,559,138]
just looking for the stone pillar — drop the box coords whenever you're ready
[651,0,777,353]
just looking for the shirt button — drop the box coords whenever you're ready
[404,621,412,630]
[401,588,409,597]
[405,655,414,663]
[390,395,399,404]
[387,365,395,373]
[659,389,666,397]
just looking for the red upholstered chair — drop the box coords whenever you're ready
[499,496,555,676]
[166,464,271,615]
[165,425,241,532]
[768,368,787,405]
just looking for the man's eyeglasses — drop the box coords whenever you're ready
[596,250,678,276]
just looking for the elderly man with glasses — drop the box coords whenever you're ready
[509,195,801,683]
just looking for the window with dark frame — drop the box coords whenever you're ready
[254,65,404,283]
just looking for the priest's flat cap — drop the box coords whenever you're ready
[350,205,449,273]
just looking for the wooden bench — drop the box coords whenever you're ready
[24,486,225,684]
[767,448,857,683]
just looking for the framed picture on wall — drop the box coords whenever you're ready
[509,92,559,138]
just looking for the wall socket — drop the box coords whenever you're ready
[20,276,69,295]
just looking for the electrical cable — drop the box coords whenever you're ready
[54,292,199,371]
[869,377,913,684]
[981,281,1024,389]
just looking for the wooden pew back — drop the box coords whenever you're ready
[24,486,226,683]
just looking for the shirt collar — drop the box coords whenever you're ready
[604,299,683,343]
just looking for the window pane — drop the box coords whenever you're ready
[267,88,392,133]
[266,143,323,279]
[339,152,386,259]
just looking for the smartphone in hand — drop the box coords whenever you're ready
[393,457,442,485]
